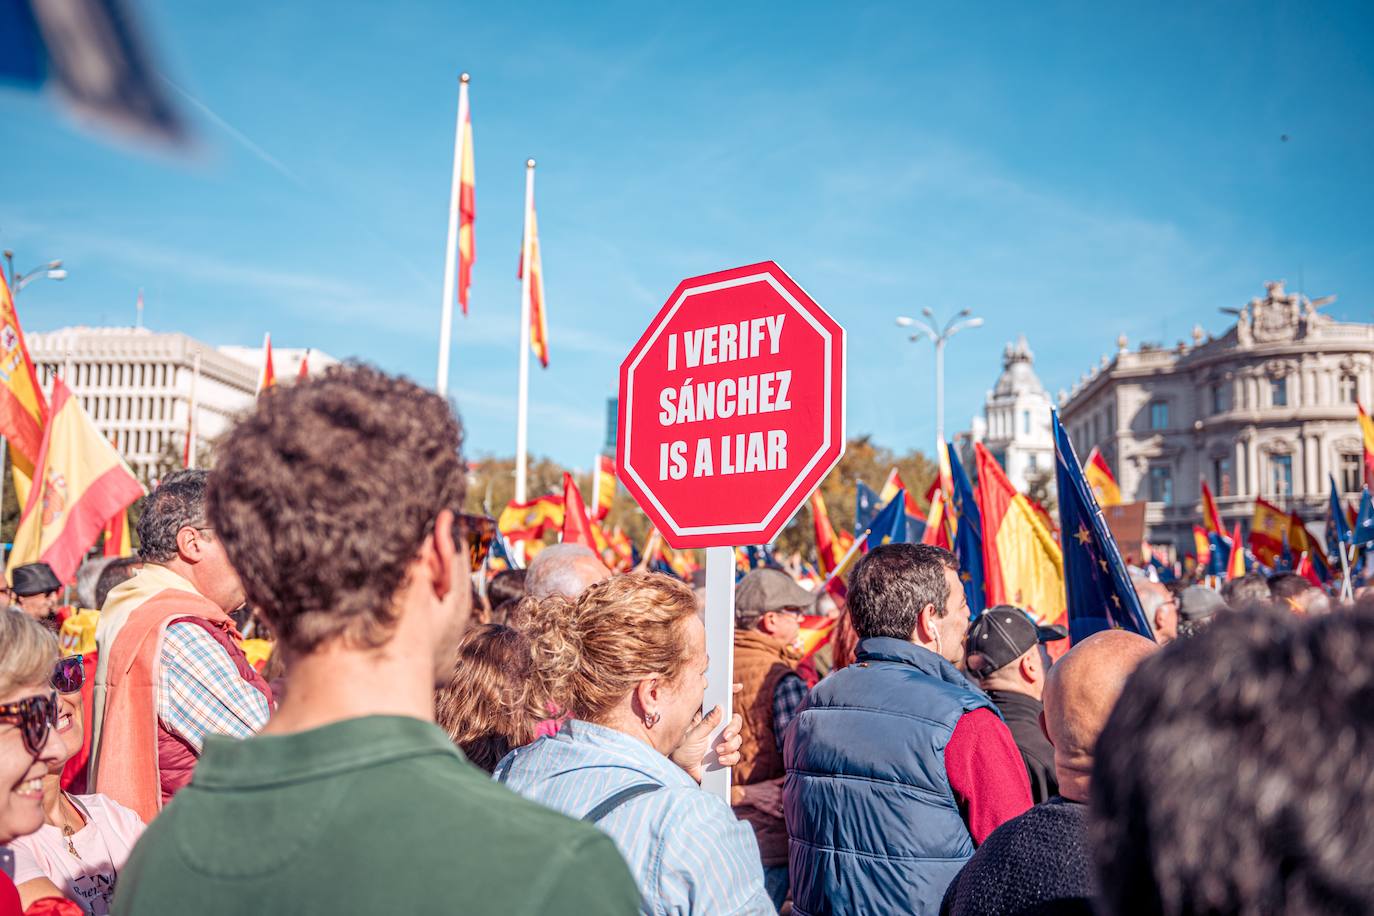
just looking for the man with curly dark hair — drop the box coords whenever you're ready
[114,365,638,916]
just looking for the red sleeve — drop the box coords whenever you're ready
[944,707,1033,845]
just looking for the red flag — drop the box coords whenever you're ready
[1227,522,1246,580]
[974,443,1066,626]
[1193,525,1211,568]
[297,349,311,382]
[1200,480,1225,536]
[1359,403,1374,489]
[560,472,597,552]
[880,468,926,521]
[102,509,131,558]
[591,455,616,521]
[811,491,853,576]
[257,333,276,396]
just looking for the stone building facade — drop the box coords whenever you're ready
[26,327,335,482]
[1058,282,1374,551]
[968,336,1055,492]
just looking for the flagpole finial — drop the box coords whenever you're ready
[526,158,536,169]
[460,72,470,83]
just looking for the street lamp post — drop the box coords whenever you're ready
[3,251,67,294]
[896,308,984,443]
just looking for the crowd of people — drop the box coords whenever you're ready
[1,363,1372,915]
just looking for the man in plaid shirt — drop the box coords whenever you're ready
[91,470,272,821]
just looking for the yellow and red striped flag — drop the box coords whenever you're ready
[975,443,1066,628]
[1358,402,1374,489]
[7,378,146,583]
[1084,447,1122,507]
[102,508,132,558]
[811,491,853,576]
[257,333,277,396]
[0,270,50,505]
[457,79,475,314]
[1227,522,1246,580]
[560,472,597,553]
[591,455,616,521]
[879,467,926,521]
[519,188,549,368]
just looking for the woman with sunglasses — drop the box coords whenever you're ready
[5,616,144,914]
[0,610,72,914]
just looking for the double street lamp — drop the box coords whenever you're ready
[896,308,984,443]
[3,251,67,294]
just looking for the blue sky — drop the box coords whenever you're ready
[3,1,1372,470]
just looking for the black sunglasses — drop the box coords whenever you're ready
[51,655,83,694]
[0,691,58,756]
[458,514,497,573]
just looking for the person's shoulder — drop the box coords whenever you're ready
[79,793,147,833]
[980,798,1090,862]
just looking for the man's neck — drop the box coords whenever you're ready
[984,679,1042,702]
[262,640,437,736]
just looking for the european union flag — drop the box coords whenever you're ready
[856,481,882,534]
[1207,531,1231,577]
[1326,476,1351,559]
[944,442,987,618]
[864,489,909,547]
[1052,411,1153,642]
[1356,488,1374,550]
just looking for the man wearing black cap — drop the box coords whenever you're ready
[10,562,63,629]
[965,606,1060,804]
[732,567,813,910]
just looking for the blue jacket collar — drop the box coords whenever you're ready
[854,636,978,692]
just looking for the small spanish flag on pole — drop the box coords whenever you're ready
[435,73,474,398]
[514,158,544,507]
[0,269,50,506]
[1227,521,1247,580]
[1357,402,1374,490]
[257,333,276,397]
[1084,447,1122,507]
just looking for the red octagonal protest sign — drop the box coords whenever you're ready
[618,261,845,549]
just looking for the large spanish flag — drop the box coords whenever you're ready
[7,379,145,584]
[497,494,564,543]
[1084,447,1121,507]
[975,443,1066,627]
[1249,497,1288,568]
[457,77,476,314]
[519,188,549,368]
[1358,403,1374,488]
[0,271,49,502]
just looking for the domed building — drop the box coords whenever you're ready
[967,335,1055,492]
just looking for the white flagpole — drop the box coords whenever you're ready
[187,352,201,469]
[435,73,470,397]
[515,159,535,505]
[256,332,271,397]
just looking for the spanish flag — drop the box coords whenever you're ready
[1249,497,1288,568]
[518,173,549,368]
[607,526,633,570]
[1358,403,1374,489]
[7,379,146,584]
[975,444,1066,627]
[1287,510,1329,583]
[257,333,277,396]
[1192,524,1211,568]
[498,494,564,543]
[591,455,616,522]
[559,472,597,553]
[0,270,49,504]
[1084,447,1122,507]
[102,508,132,558]
[1200,479,1225,535]
[811,491,852,576]
[879,467,926,521]
[457,78,476,314]
[922,486,952,549]
[1227,522,1246,579]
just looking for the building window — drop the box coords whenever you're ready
[1149,466,1174,505]
[1341,374,1359,404]
[1271,378,1288,407]
[1150,401,1169,430]
[1270,455,1293,498]
[1213,457,1233,497]
[1211,383,1230,414]
[1021,410,1030,435]
[1342,453,1362,494]
[1027,453,1038,471]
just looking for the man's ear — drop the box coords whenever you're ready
[913,603,937,643]
[1020,648,1041,683]
[175,526,202,563]
[426,509,458,599]
[634,676,661,720]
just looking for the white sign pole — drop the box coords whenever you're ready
[701,544,736,801]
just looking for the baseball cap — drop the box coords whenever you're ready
[735,568,815,626]
[965,606,1041,678]
[1178,585,1227,622]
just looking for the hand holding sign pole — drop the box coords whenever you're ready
[618,261,845,799]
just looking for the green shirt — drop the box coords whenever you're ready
[113,715,640,915]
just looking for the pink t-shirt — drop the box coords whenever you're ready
[8,794,145,915]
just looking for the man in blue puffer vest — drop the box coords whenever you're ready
[783,544,1032,915]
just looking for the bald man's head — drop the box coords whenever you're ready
[1042,630,1157,802]
[525,543,612,600]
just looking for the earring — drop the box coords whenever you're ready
[643,711,661,729]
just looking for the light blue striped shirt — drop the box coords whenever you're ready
[496,720,773,916]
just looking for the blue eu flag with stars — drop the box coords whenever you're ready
[855,481,882,535]
[944,442,987,619]
[1053,411,1153,643]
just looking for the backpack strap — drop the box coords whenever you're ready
[582,783,661,824]
[494,754,516,784]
